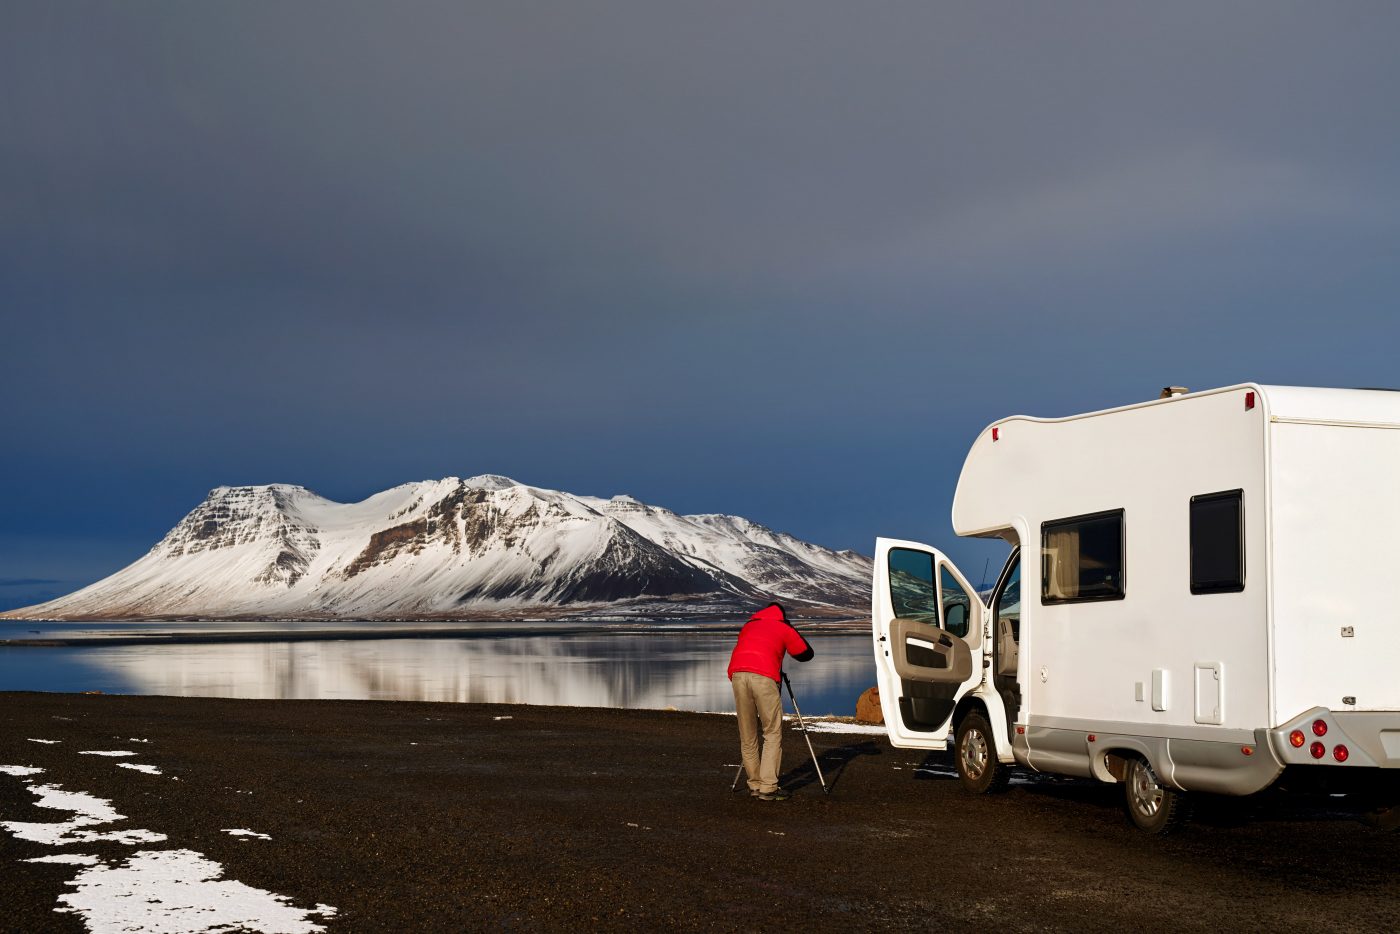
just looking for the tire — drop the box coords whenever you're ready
[954,711,1011,794]
[1123,755,1191,834]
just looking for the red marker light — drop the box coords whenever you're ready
[1289,730,1306,748]
[1334,745,1350,763]
[1241,746,1254,757]
[1087,734,1096,743]
[1312,719,1328,737]
[1310,741,1326,759]
[1245,391,1256,410]
[992,427,1000,441]
[1016,725,1025,735]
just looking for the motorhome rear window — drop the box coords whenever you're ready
[1041,509,1125,604]
[1190,490,1244,594]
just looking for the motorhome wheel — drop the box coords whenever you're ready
[1124,756,1190,834]
[954,712,1010,794]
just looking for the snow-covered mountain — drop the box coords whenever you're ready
[2,476,872,620]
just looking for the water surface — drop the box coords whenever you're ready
[0,625,876,717]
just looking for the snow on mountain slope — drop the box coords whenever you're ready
[3,477,872,620]
[580,495,872,608]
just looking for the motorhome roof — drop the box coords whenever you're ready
[951,383,1400,542]
[990,384,1400,430]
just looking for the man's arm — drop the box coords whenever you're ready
[786,624,814,662]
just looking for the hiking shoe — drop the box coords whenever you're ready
[756,788,790,801]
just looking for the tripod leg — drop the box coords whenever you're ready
[783,673,829,795]
[731,763,745,791]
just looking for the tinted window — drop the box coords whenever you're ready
[939,567,972,639]
[1041,509,1125,603]
[1191,490,1244,594]
[888,548,938,624]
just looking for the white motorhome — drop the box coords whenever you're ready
[871,384,1400,832]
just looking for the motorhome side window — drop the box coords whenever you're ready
[1041,509,1125,604]
[1190,490,1244,594]
[888,548,939,625]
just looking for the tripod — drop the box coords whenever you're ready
[730,671,830,795]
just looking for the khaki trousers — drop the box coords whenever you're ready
[732,671,783,793]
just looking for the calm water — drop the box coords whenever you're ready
[0,622,876,717]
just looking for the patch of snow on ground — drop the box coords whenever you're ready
[117,763,163,776]
[27,739,61,744]
[52,848,336,934]
[78,750,137,757]
[801,721,887,735]
[1,779,167,847]
[2,771,335,931]
[27,854,101,866]
[0,765,45,776]
[127,738,151,743]
[222,828,272,840]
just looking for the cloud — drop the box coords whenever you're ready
[897,147,1378,266]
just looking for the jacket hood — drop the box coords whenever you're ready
[748,603,787,625]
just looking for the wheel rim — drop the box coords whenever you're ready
[961,726,988,779]
[1128,760,1164,818]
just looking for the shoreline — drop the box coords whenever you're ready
[0,619,872,648]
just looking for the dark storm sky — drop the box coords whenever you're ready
[4,2,1400,607]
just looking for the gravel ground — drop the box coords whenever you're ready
[2,691,1398,932]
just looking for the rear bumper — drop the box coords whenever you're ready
[1268,708,1400,768]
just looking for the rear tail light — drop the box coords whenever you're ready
[1310,741,1326,759]
[1334,745,1350,763]
[1312,719,1328,737]
[1245,391,1256,410]
[1289,730,1306,747]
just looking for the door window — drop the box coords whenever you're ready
[888,548,939,625]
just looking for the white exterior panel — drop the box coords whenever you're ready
[1270,417,1400,721]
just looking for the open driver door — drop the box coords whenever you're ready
[871,537,985,749]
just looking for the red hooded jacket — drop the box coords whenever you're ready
[727,603,814,682]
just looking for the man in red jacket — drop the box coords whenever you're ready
[727,602,814,800]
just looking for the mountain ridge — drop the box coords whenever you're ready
[2,476,872,621]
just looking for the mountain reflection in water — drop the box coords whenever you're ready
[1,633,877,717]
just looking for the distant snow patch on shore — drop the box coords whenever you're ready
[27,738,61,744]
[223,828,272,840]
[78,750,137,757]
[117,763,163,775]
[800,721,887,735]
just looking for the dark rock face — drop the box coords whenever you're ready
[546,523,727,603]
[161,486,320,588]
